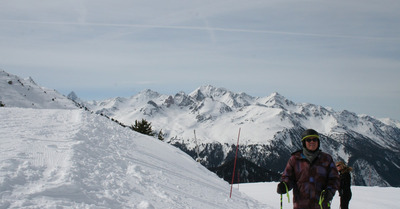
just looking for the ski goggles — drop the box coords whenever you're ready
[302,135,319,142]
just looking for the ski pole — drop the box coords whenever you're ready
[280,182,290,209]
[319,190,330,209]
[319,190,325,209]
[229,128,241,198]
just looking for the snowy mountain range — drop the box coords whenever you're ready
[2,70,400,188]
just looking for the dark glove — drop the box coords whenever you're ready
[276,182,287,194]
[324,190,334,202]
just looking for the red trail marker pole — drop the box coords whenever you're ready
[230,128,241,198]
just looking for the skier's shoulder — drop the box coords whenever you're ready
[290,149,302,156]
[319,151,334,160]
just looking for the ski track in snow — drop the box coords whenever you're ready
[0,108,83,208]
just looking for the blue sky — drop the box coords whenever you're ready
[1,0,399,120]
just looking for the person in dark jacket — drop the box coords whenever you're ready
[336,161,352,209]
[276,129,340,209]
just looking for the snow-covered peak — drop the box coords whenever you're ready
[136,89,161,99]
[67,91,79,101]
[25,76,37,85]
[189,85,231,101]
[259,92,296,110]
[190,85,220,95]
[0,70,77,109]
[173,91,194,106]
[379,117,400,129]
[189,85,255,108]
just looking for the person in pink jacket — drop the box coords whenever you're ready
[277,129,340,209]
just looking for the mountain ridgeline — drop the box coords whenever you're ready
[2,70,400,187]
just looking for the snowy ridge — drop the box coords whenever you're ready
[0,108,263,208]
[0,70,77,109]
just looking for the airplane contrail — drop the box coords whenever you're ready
[1,19,398,41]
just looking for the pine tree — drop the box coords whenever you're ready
[157,129,165,141]
[131,119,154,136]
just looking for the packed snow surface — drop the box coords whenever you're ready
[0,108,262,208]
[240,182,400,209]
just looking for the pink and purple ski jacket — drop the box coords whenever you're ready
[281,150,340,209]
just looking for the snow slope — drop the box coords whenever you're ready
[240,182,400,209]
[0,107,264,208]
